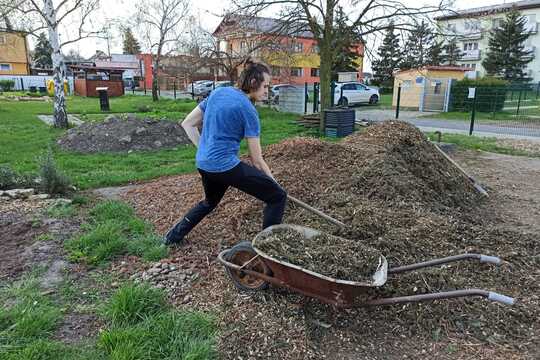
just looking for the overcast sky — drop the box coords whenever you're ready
[54,0,511,69]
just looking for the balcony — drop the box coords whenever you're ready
[461,49,481,61]
[459,31,483,40]
[525,22,538,34]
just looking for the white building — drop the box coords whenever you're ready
[436,0,540,82]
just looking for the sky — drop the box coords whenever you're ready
[49,0,512,69]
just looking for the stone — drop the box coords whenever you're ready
[119,135,132,143]
[135,127,147,135]
[4,188,35,199]
[29,194,50,200]
[104,115,118,123]
[126,113,137,121]
[153,140,162,147]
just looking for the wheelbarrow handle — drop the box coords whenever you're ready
[388,253,502,274]
[361,289,515,307]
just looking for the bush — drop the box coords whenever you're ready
[450,77,509,113]
[37,150,72,195]
[0,165,37,190]
[0,79,15,91]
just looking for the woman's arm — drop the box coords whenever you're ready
[181,106,204,147]
[246,137,274,180]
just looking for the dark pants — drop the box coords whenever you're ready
[165,162,287,244]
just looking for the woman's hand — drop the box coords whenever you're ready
[246,137,275,180]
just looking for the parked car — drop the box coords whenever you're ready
[215,80,233,89]
[269,84,298,104]
[191,80,214,96]
[331,82,380,106]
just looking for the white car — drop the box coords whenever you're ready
[332,82,380,106]
[191,80,214,95]
[269,84,299,104]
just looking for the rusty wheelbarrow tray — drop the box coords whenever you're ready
[217,224,515,307]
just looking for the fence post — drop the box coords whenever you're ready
[395,86,401,119]
[20,77,24,91]
[173,81,177,99]
[536,81,540,99]
[469,87,477,136]
[330,81,336,107]
[191,81,194,100]
[516,89,522,116]
[304,82,308,114]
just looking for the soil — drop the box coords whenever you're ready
[255,228,382,281]
[121,122,539,359]
[56,115,190,153]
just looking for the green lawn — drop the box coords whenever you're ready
[0,95,310,189]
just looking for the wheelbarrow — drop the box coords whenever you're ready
[217,224,515,307]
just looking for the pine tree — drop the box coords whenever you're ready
[331,7,362,80]
[372,23,402,88]
[427,40,445,66]
[122,27,141,54]
[401,21,435,69]
[442,38,463,65]
[482,8,533,82]
[33,32,53,69]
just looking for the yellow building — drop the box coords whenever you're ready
[392,66,468,111]
[0,31,31,75]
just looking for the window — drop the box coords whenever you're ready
[294,42,303,52]
[464,20,480,32]
[355,84,366,90]
[310,68,320,77]
[463,42,478,51]
[0,63,11,71]
[415,76,424,84]
[311,45,320,54]
[432,80,442,94]
[290,67,303,77]
[446,24,457,33]
[493,18,503,29]
[342,83,355,90]
[240,41,247,50]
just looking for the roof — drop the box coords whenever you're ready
[70,65,125,73]
[395,66,468,74]
[436,0,540,21]
[94,60,139,69]
[213,15,314,39]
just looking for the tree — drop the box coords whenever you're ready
[482,8,533,82]
[33,32,53,69]
[331,7,361,80]
[122,27,141,54]
[135,0,190,101]
[401,21,435,69]
[234,0,450,131]
[427,40,445,66]
[442,38,462,66]
[1,0,103,128]
[372,23,401,88]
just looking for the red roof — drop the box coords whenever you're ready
[395,66,468,74]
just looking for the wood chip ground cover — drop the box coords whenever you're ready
[255,228,382,281]
[122,122,539,359]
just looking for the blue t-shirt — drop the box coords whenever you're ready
[195,87,261,172]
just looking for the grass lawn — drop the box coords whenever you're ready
[0,95,311,190]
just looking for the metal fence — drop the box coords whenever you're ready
[395,82,540,138]
[0,75,75,94]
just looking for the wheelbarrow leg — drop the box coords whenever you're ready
[388,253,502,274]
[361,289,515,307]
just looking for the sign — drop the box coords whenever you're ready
[468,87,476,99]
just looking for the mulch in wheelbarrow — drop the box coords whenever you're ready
[255,227,382,282]
[122,121,539,359]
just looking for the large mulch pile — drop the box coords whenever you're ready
[57,115,190,153]
[122,121,539,359]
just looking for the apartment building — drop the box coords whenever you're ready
[436,0,540,82]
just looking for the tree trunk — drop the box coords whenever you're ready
[44,0,68,128]
[318,0,335,133]
[152,57,159,101]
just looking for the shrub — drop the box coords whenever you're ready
[0,165,36,190]
[0,79,15,91]
[450,77,509,113]
[37,150,72,195]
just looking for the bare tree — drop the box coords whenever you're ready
[1,0,103,128]
[234,0,452,131]
[134,0,190,101]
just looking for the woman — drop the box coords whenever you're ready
[164,59,287,246]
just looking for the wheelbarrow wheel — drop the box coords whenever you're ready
[224,241,271,291]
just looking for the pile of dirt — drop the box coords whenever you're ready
[122,121,538,359]
[57,115,190,153]
[255,227,382,281]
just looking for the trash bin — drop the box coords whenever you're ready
[38,86,47,94]
[29,86,37,93]
[96,87,110,111]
